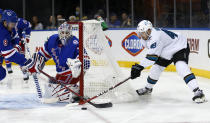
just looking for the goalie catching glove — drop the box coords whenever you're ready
[131,63,144,79]
[23,53,45,75]
[66,58,82,78]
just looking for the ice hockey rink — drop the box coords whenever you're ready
[0,66,210,123]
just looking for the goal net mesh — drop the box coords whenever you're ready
[69,20,137,104]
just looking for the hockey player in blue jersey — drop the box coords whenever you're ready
[0,9,14,74]
[35,22,90,103]
[0,10,44,81]
[4,17,32,81]
[16,18,31,44]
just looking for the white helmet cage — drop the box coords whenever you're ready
[58,22,72,45]
[137,20,153,38]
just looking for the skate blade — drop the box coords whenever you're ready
[194,97,208,104]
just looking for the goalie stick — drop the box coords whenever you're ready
[25,41,43,99]
[39,69,131,108]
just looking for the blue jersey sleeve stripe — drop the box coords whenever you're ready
[39,47,51,60]
[1,48,17,59]
[2,50,27,66]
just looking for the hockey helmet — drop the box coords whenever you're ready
[137,20,153,38]
[1,10,18,23]
[58,22,72,45]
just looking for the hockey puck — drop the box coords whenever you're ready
[81,107,87,110]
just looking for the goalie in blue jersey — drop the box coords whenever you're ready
[37,22,90,103]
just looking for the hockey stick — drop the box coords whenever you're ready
[81,76,131,104]
[39,69,113,108]
[25,42,43,99]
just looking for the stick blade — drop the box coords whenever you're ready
[89,102,113,108]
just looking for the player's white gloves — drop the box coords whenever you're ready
[66,58,82,78]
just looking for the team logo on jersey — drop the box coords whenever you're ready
[105,35,112,47]
[3,39,8,46]
[122,32,144,56]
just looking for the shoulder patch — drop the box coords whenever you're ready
[150,42,156,49]
[3,39,8,46]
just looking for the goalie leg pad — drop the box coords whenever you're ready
[44,76,80,103]
[43,82,70,102]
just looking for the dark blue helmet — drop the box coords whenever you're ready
[0,8,3,15]
[1,10,18,23]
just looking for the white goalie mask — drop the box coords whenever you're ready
[137,20,153,38]
[58,22,72,45]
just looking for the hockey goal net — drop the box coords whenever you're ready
[68,20,137,104]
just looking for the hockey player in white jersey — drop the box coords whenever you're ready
[131,20,206,103]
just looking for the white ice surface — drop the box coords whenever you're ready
[0,66,210,123]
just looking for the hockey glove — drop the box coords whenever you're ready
[66,58,82,78]
[23,53,45,75]
[131,64,144,79]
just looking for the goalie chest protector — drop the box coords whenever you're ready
[43,34,79,73]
